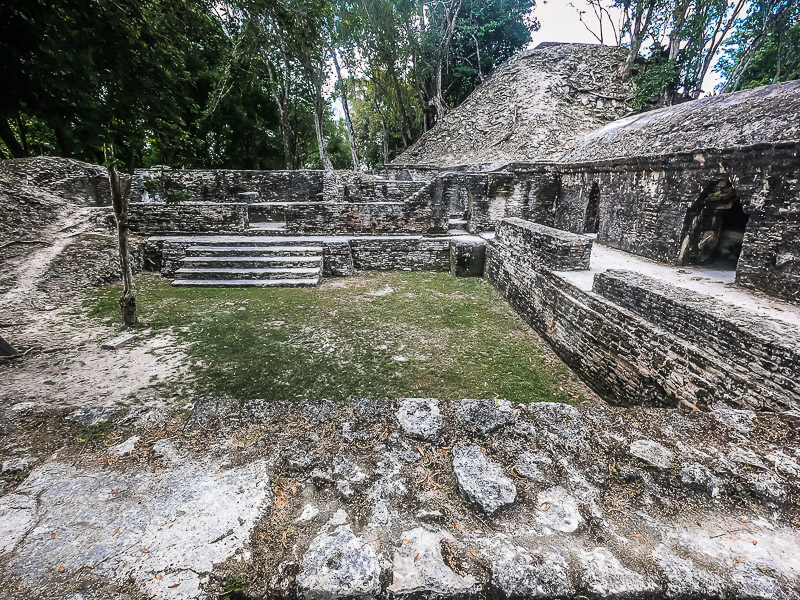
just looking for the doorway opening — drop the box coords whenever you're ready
[583,183,601,234]
[678,178,749,269]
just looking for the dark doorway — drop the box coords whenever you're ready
[678,178,749,269]
[583,183,601,234]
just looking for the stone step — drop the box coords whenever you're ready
[249,222,287,232]
[172,277,320,288]
[174,267,321,281]
[185,245,324,256]
[182,256,322,269]
[449,218,468,226]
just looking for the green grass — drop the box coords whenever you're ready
[86,271,582,404]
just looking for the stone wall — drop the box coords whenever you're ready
[285,202,445,235]
[495,217,592,270]
[0,157,116,205]
[129,202,247,235]
[593,269,800,411]
[350,237,451,271]
[132,168,325,203]
[485,220,799,411]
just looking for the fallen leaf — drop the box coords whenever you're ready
[155,469,164,476]
[111,489,118,494]
[634,533,643,538]
[50,533,56,539]
[470,551,478,557]
[473,529,483,534]
[58,566,65,573]
[140,548,150,554]
[113,527,121,536]
[417,446,425,457]
[455,522,461,531]
[168,583,179,588]
[414,553,420,562]
[401,540,411,545]
[155,574,163,580]
[752,540,758,545]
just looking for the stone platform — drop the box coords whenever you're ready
[1,397,798,599]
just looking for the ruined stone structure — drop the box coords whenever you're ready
[2,42,800,600]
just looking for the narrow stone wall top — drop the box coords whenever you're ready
[568,80,800,162]
[495,217,592,271]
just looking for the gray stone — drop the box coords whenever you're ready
[491,544,572,598]
[107,435,140,458]
[452,444,516,514]
[68,405,118,426]
[388,527,476,595]
[630,439,674,469]
[295,504,321,524]
[680,463,720,497]
[749,472,787,504]
[731,566,782,600]
[456,398,515,435]
[297,524,381,600]
[713,408,756,433]
[578,547,657,596]
[332,452,367,498]
[534,486,582,533]
[0,456,271,599]
[652,544,724,598]
[396,398,442,442]
[1,456,37,474]
[514,451,552,480]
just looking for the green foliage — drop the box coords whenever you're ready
[87,272,588,404]
[219,574,248,599]
[163,188,192,205]
[715,1,800,91]
[632,54,678,108]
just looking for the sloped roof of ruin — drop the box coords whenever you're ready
[567,80,800,162]
[392,43,634,168]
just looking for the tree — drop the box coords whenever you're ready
[717,0,800,91]
[104,145,137,326]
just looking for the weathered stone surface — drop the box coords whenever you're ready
[568,80,800,163]
[652,544,725,598]
[630,439,674,469]
[456,397,515,434]
[452,444,516,514]
[0,456,271,599]
[394,43,632,166]
[491,544,572,598]
[388,527,476,595]
[1,400,799,599]
[396,397,442,441]
[578,547,657,596]
[297,523,381,600]
[534,485,582,533]
[1,456,37,474]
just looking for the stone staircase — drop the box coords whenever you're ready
[172,240,322,288]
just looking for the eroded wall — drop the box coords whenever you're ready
[485,217,800,411]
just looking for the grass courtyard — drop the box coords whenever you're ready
[87,271,593,404]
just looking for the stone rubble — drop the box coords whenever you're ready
[0,398,798,599]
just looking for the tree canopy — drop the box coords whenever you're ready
[1,0,797,168]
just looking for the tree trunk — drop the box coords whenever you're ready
[331,48,360,171]
[311,71,334,172]
[106,155,137,327]
[0,118,25,158]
